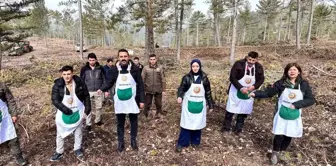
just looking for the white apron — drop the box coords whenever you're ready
[114,63,139,114]
[226,64,256,114]
[180,81,207,130]
[273,85,303,137]
[55,80,85,138]
[0,99,17,144]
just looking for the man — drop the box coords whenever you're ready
[142,54,166,118]
[103,58,114,79]
[0,82,27,166]
[98,49,145,152]
[103,58,115,105]
[50,65,91,161]
[223,51,264,134]
[133,57,144,73]
[80,53,106,130]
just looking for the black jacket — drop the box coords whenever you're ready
[100,61,145,104]
[80,62,106,92]
[0,82,20,116]
[254,79,315,109]
[177,71,214,109]
[229,59,265,91]
[52,75,91,115]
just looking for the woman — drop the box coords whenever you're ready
[176,59,214,152]
[249,63,315,164]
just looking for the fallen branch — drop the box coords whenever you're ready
[312,65,336,77]
[18,123,30,142]
[297,145,318,166]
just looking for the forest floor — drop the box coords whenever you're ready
[0,38,335,166]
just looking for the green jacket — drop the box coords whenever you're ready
[0,82,20,116]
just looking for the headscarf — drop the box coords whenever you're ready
[190,59,202,83]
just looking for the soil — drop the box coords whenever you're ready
[0,37,335,166]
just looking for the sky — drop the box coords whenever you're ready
[45,0,260,14]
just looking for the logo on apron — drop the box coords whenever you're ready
[245,78,252,84]
[121,75,127,81]
[288,92,296,99]
[67,98,73,104]
[193,86,201,93]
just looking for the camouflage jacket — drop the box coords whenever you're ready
[0,82,20,116]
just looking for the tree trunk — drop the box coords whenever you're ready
[187,25,189,46]
[230,0,238,66]
[306,0,314,45]
[216,14,221,47]
[147,0,155,58]
[242,25,246,44]
[296,0,301,49]
[177,0,184,60]
[278,1,285,42]
[0,39,2,71]
[78,0,83,59]
[174,0,180,61]
[207,29,210,47]
[227,15,232,43]
[285,8,292,40]
[263,16,267,41]
[196,21,199,47]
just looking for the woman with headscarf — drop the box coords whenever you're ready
[249,63,315,165]
[175,59,214,152]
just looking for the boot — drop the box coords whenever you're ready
[131,139,138,151]
[270,151,279,165]
[118,141,125,152]
[15,154,27,166]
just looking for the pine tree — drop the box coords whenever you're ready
[0,0,40,70]
[189,11,207,46]
[256,0,282,41]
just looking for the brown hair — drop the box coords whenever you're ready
[281,62,303,81]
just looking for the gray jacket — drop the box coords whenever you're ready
[80,62,106,92]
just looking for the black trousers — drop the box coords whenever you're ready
[223,111,248,132]
[273,135,292,152]
[116,114,138,143]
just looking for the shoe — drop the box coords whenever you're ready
[50,153,63,162]
[232,127,242,135]
[221,127,231,133]
[118,142,125,152]
[74,149,84,161]
[15,154,27,166]
[191,144,199,149]
[270,151,279,165]
[95,121,104,126]
[85,126,92,131]
[175,145,183,152]
[131,139,138,151]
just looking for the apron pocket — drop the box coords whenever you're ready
[117,88,132,101]
[188,101,203,114]
[237,91,250,100]
[0,111,2,123]
[62,111,80,124]
[279,105,300,120]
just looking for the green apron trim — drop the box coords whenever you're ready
[187,101,204,114]
[237,90,250,100]
[62,110,80,124]
[117,88,133,101]
[0,111,2,123]
[279,105,300,120]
